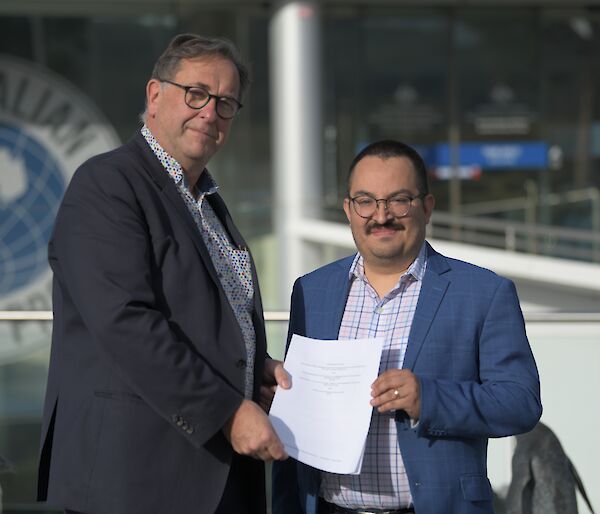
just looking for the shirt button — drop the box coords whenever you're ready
[236,359,247,368]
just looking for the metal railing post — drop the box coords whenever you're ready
[525,180,539,254]
[591,189,600,262]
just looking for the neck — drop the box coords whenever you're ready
[183,166,206,194]
[363,260,412,298]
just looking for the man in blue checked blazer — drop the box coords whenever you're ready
[272,140,541,514]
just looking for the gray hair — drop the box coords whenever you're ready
[140,33,250,123]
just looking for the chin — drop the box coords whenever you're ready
[188,143,217,159]
[371,251,405,262]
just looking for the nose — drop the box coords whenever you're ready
[372,200,392,224]
[198,97,219,121]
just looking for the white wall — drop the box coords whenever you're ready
[488,320,600,512]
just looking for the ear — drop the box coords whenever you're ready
[423,194,436,224]
[146,79,163,118]
[343,197,352,223]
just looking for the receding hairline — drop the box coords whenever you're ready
[167,55,242,94]
[140,33,249,123]
[150,33,250,100]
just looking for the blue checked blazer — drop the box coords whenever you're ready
[272,242,542,514]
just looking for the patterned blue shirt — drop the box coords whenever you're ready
[321,242,428,510]
[141,125,256,398]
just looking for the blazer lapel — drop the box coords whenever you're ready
[131,133,223,288]
[317,257,354,340]
[163,183,224,286]
[403,244,450,370]
[206,192,268,361]
[208,193,247,249]
[205,193,263,315]
[327,261,353,339]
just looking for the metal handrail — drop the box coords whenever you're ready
[461,186,600,217]
[1,310,600,323]
[431,211,600,244]
[0,311,53,321]
[430,210,600,261]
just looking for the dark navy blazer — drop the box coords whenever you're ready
[273,243,542,514]
[38,131,268,514]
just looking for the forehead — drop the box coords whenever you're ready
[173,56,240,92]
[350,155,419,192]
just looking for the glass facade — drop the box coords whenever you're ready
[321,7,600,232]
[1,3,600,512]
[2,6,599,309]
[322,9,450,212]
[0,342,51,512]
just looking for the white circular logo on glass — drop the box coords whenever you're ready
[0,123,65,294]
[0,55,121,362]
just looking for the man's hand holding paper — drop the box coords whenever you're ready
[269,334,384,474]
[371,368,420,419]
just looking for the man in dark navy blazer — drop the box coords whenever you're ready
[272,140,542,514]
[37,34,288,514]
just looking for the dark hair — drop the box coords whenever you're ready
[347,140,429,196]
[151,33,250,100]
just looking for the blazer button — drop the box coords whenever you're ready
[236,359,247,368]
[185,426,194,435]
[176,418,184,427]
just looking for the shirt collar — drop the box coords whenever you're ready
[141,124,219,195]
[349,240,428,283]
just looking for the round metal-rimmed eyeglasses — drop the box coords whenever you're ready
[349,193,426,219]
[159,78,243,119]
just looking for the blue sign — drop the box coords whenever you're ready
[425,141,548,170]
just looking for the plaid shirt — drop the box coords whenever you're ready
[320,243,427,510]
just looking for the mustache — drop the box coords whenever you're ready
[366,220,403,234]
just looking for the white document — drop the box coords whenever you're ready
[269,334,384,474]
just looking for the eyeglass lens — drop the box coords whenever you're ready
[185,88,239,118]
[353,196,414,218]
